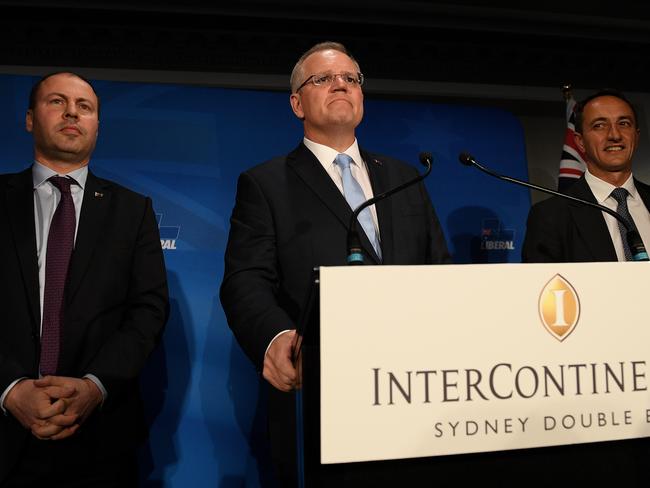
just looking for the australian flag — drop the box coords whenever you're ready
[558,93,587,193]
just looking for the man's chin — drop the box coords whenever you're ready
[327,113,361,128]
[590,161,632,175]
[51,148,90,165]
[601,158,633,170]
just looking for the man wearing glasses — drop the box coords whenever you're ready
[220,42,450,487]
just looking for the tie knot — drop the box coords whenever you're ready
[49,176,76,194]
[334,153,354,171]
[610,187,629,205]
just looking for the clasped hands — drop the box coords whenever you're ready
[5,376,103,441]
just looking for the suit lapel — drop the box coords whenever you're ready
[6,169,40,332]
[634,178,650,213]
[65,171,111,305]
[567,177,617,261]
[631,178,650,252]
[362,149,393,264]
[287,143,380,264]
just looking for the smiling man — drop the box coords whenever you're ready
[0,72,169,487]
[523,89,650,262]
[520,90,650,485]
[220,42,450,486]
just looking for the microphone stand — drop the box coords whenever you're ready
[347,152,433,265]
[459,152,649,262]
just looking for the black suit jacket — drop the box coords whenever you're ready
[522,175,650,262]
[0,168,169,481]
[519,174,650,486]
[220,143,450,486]
[220,143,451,370]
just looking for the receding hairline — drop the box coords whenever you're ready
[29,71,100,114]
[575,90,638,134]
[290,41,361,93]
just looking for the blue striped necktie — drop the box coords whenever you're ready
[334,153,382,260]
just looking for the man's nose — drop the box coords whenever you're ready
[331,74,348,90]
[608,124,622,140]
[64,104,79,119]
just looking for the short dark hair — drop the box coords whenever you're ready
[574,89,638,134]
[28,71,100,116]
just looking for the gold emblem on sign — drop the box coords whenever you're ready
[539,274,580,342]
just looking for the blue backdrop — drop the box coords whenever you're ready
[0,74,530,486]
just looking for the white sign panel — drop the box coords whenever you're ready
[319,263,650,464]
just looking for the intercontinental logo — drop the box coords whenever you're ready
[539,274,580,342]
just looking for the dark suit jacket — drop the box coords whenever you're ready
[519,174,650,486]
[220,143,450,486]
[220,143,451,370]
[522,175,650,262]
[0,168,169,482]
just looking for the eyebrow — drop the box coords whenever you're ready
[589,115,634,124]
[45,92,95,106]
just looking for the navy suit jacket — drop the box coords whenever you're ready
[0,168,169,481]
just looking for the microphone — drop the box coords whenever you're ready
[459,152,649,261]
[347,152,433,265]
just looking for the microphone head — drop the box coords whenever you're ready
[458,152,475,166]
[418,152,433,167]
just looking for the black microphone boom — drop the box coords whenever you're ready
[459,152,649,261]
[347,152,433,265]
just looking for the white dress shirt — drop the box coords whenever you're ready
[303,137,380,233]
[584,168,650,261]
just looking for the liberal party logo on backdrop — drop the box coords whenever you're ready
[156,213,180,250]
[480,219,515,251]
[539,274,580,341]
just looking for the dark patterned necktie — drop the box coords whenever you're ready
[610,187,636,261]
[40,176,76,376]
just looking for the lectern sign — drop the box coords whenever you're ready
[319,263,650,464]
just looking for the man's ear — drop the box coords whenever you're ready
[574,132,585,153]
[25,110,33,133]
[290,93,305,121]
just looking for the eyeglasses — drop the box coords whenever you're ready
[296,72,365,92]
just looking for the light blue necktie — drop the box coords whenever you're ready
[334,153,382,260]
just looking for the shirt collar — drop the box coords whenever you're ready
[32,160,89,190]
[303,137,364,168]
[584,167,637,204]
